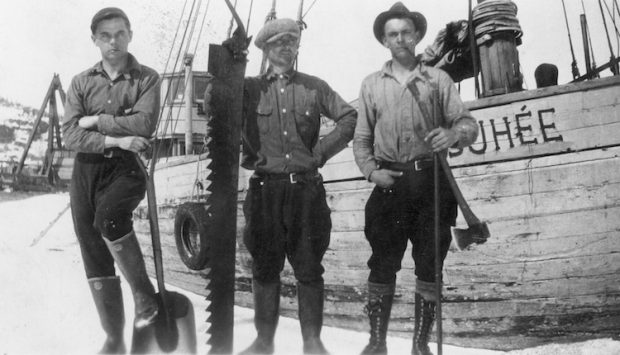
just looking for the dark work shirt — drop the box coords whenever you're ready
[62,53,161,153]
[241,69,357,174]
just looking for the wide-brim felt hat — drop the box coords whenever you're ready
[373,2,427,43]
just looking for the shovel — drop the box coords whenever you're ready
[131,154,197,354]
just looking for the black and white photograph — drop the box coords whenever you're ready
[1,1,620,354]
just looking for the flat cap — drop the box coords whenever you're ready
[254,18,300,50]
[91,7,131,34]
[373,2,427,43]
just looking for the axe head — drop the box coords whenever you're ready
[452,222,490,251]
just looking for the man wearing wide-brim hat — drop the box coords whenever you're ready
[353,3,479,355]
[234,17,357,355]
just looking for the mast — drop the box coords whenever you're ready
[582,1,599,78]
[580,13,594,77]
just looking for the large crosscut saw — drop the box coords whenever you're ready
[200,0,249,353]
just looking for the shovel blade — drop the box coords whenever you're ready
[131,291,197,354]
[452,222,490,251]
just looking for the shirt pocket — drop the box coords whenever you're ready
[256,100,273,135]
[293,94,319,140]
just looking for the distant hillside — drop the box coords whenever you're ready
[0,96,51,165]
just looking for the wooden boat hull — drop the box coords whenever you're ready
[134,76,620,350]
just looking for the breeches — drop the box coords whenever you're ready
[70,153,146,278]
[364,168,457,284]
[242,174,331,283]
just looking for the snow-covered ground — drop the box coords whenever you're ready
[0,191,618,355]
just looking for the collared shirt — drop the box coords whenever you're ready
[353,60,478,179]
[62,53,161,153]
[241,69,357,174]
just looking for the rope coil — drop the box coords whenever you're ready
[473,0,523,45]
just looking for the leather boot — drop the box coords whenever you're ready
[298,281,329,354]
[88,276,126,354]
[238,279,280,355]
[105,231,158,329]
[412,294,436,355]
[360,282,395,355]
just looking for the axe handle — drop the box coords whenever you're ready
[437,154,482,227]
[407,80,482,228]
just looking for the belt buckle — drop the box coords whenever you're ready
[289,173,298,184]
[414,160,422,171]
[103,150,114,158]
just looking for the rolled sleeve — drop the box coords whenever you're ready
[353,80,378,180]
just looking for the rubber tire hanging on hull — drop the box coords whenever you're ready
[174,202,210,270]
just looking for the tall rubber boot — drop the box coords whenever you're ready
[298,281,329,354]
[360,282,395,355]
[412,294,436,355]
[88,276,126,354]
[105,231,158,329]
[239,279,281,355]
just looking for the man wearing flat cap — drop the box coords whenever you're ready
[353,2,478,354]
[62,7,160,353]
[238,17,357,355]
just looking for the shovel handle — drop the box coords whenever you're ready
[134,154,168,297]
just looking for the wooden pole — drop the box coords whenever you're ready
[16,75,56,176]
[580,14,593,76]
[432,94,443,355]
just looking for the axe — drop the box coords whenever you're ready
[407,80,489,250]
[437,154,489,250]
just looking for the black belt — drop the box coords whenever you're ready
[378,158,434,172]
[103,148,133,159]
[76,149,133,163]
[255,170,320,184]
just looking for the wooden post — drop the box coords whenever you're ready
[184,54,195,155]
[580,14,593,77]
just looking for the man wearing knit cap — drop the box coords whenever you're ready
[353,2,478,355]
[62,7,160,353]
[237,17,357,355]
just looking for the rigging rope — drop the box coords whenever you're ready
[153,0,202,165]
[150,0,192,168]
[193,0,212,55]
[259,0,278,74]
[246,0,254,34]
[167,0,206,151]
[226,0,239,39]
[302,0,318,19]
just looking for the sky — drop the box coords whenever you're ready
[0,0,617,109]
